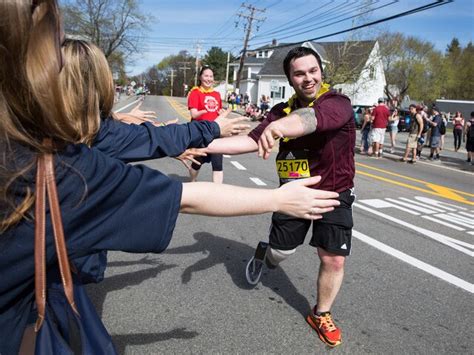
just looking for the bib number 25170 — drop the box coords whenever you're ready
[276,159,310,179]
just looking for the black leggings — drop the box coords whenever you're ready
[191,153,223,171]
[453,128,463,150]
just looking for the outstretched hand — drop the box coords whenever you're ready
[274,176,340,220]
[175,148,207,170]
[129,101,157,120]
[258,121,284,160]
[215,108,251,137]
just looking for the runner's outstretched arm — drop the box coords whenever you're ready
[258,107,317,159]
[180,176,339,220]
[204,135,258,155]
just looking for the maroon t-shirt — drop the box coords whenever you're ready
[371,104,390,129]
[248,90,355,192]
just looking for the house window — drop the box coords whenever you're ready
[264,50,268,58]
[369,67,376,80]
[270,86,285,99]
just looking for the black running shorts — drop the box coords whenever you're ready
[268,189,355,256]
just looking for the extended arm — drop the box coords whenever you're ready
[180,176,340,220]
[190,108,207,119]
[93,118,220,162]
[205,135,258,155]
[258,107,317,159]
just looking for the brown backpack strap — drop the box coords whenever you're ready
[35,140,78,332]
[34,151,47,331]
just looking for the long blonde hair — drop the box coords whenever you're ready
[60,39,115,146]
[0,0,83,231]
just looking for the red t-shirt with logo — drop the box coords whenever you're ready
[371,104,390,129]
[188,87,222,121]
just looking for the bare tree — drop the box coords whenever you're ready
[61,0,151,59]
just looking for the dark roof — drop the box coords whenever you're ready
[252,42,290,51]
[256,43,295,76]
[256,40,376,79]
[230,57,267,66]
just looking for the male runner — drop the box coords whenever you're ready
[204,47,355,347]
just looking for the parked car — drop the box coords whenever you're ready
[398,111,411,132]
[352,106,364,129]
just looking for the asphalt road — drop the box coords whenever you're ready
[87,95,473,354]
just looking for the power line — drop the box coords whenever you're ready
[248,0,453,50]
[252,0,397,44]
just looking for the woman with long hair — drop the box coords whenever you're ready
[388,108,400,153]
[187,66,226,183]
[359,108,372,154]
[0,2,339,353]
[452,111,464,152]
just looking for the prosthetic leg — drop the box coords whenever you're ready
[245,242,295,286]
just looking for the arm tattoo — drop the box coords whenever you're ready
[293,107,317,135]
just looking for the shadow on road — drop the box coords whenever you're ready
[86,259,192,352]
[165,232,312,318]
[111,328,199,354]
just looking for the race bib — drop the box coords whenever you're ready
[276,150,310,181]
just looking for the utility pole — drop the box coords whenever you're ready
[194,41,202,87]
[179,62,191,96]
[235,3,265,91]
[170,69,174,97]
[224,51,230,101]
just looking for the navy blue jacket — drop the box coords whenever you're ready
[0,119,220,354]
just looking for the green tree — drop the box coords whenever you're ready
[378,32,441,102]
[155,51,196,97]
[444,39,474,100]
[201,47,234,83]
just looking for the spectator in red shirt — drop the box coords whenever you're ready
[370,98,390,158]
[187,66,224,183]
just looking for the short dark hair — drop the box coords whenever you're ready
[283,47,323,83]
[471,111,474,117]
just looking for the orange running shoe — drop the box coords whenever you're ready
[306,308,342,347]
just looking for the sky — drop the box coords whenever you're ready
[128,0,474,75]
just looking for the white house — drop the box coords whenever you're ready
[230,40,386,108]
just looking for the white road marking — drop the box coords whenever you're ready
[385,198,439,214]
[250,178,266,186]
[422,215,465,232]
[415,197,467,211]
[434,213,474,229]
[468,231,474,235]
[459,211,474,218]
[447,213,474,226]
[359,199,419,215]
[399,197,447,212]
[114,98,142,113]
[223,155,231,158]
[353,202,473,256]
[353,230,473,293]
[230,161,247,170]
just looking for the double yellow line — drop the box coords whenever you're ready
[165,97,190,121]
[356,162,474,205]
